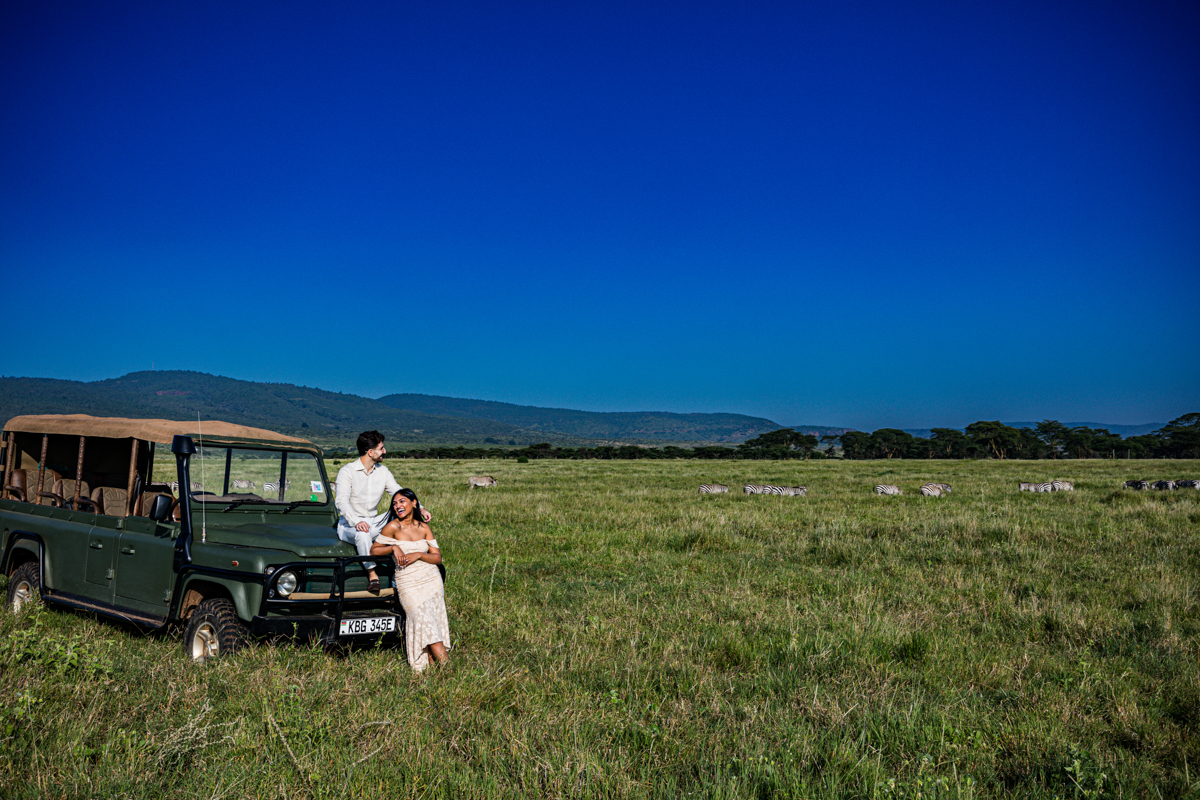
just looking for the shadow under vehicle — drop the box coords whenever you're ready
[1,415,403,660]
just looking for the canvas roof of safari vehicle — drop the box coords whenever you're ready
[2,414,316,451]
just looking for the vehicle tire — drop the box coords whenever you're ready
[183,597,250,661]
[7,561,41,612]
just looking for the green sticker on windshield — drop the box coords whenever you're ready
[310,494,318,502]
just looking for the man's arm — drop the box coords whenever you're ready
[334,466,359,524]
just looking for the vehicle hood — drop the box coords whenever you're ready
[203,522,354,558]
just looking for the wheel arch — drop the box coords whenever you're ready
[2,532,43,576]
[176,576,255,624]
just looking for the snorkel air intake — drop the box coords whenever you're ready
[172,435,196,571]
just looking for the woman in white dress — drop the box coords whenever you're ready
[370,488,450,670]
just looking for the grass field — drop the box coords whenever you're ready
[2,458,1198,798]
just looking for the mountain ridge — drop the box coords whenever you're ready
[0,373,787,445]
[375,393,782,442]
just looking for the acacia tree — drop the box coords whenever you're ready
[838,431,872,459]
[965,421,1021,459]
[870,428,914,459]
[1035,420,1069,459]
[738,428,819,459]
[1155,413,1200,458]
[930,428,971,459]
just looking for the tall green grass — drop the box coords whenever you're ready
[2,459,1198,798]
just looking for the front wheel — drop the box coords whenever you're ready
[7,562,41,612]
[183,597,250,661]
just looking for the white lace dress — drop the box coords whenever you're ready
[379,537,450,671]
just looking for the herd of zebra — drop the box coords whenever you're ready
[1122,479,1199,491]
[1017,480,1075,493]
[698,484,806,496]
[874,482,952,496]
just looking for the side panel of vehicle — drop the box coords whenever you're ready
[2,507,95,595]
[114,517,178,613]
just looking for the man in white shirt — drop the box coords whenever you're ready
[335,430,408,591]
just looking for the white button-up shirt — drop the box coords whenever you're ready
[335,459,403,526]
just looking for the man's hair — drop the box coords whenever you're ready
[356,431,385,456]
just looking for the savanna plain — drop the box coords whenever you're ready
[2,458,1198,799]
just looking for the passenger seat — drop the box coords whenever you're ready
[139,483,182,521]
[46,478,99,512]
[91,486,130,517]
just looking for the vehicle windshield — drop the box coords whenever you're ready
[153,444,328,505]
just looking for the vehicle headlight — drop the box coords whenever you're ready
[276,570,299,597]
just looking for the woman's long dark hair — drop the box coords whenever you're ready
[387,488,426,526]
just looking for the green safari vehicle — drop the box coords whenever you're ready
[1,415,404,659]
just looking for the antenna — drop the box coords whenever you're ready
[197,414,206,544]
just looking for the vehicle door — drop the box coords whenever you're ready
[114,515,178,614]
[82,513,119,605]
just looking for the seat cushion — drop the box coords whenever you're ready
[92,486,130,517]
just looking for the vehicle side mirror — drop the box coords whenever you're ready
[149,494,175,523]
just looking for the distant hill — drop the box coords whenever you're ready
[0,372,566,446]
[777,424,860,437]
[376,394,784,442]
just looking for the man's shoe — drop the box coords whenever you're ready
[367,578,380,593]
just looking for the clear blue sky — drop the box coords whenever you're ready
[2,1,1197,430]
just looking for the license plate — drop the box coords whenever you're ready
[339,616,396,636]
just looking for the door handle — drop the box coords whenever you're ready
[90,541,103,549]
[120,546,136,555]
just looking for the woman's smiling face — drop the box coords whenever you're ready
[392,494,414,518]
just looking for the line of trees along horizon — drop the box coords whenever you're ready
[831,415,1200,460]
[357,415,1200,461]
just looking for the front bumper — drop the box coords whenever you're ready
[256,555,404,646]
[250,613,405,647]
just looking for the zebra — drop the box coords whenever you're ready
[928,483,952,493]
[698,484,729,494]
[1153,480,1176,491]
[1123,480,1151,490]
[744,484,772,495]
[468,476,498,488]
[1020,482,1053,492]
[874,484,902,496]
[759,485,805,496]
[919,483,943,497]
[1051,480,1074,492]
[1176,479,1199,489]
[231,479,256,491]
[167,481,203,493]
[262,480,292,493]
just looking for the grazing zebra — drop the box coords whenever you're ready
[1051,480,1074,492]
[231,478,256,491]
[1020,482,1053,493]
[1153,480,1176,491]
[1123,480,1151,490]
[1177,479,1199,489]
[468,476,498,488]
[262,480,292,493]
[928,483,952,493]
[874,484,902,496]
[760,485,806,496]
[744,484,771,495]
[698,484,729,494]
[919,483,943,497]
